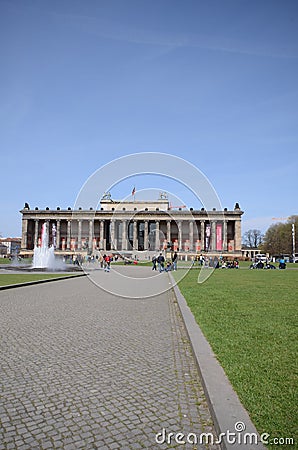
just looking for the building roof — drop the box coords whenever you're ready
[0,237,22,242]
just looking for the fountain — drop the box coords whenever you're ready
[32,222,56,269]
[2,222,82,273]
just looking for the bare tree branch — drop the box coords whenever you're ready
[242,229,263,248]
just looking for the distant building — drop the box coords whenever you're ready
[0,243,7,256]
[0,237,22,256]
[241,246,260,260]
[20,194,243,257]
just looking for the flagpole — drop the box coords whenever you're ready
[292,223,295,262]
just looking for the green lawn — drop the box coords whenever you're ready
[174,268,297,447]
[0,257,33,265]
[0,273,78,286]
[0,258,13,264]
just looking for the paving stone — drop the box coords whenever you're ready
[109,443,121,449]
[0,269,219,449]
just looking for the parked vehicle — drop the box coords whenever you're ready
[255,253,267,262]
[290,253,298,263]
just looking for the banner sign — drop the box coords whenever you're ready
[205,224,211,250]
[216,223,223,251]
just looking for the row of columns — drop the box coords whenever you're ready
[22,217,241,252]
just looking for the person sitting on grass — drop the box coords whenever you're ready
[279,257,286,270]
[234,259,239,269]
[165,261,172,272]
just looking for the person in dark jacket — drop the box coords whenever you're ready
[172,252,178,271]
[157,253,165,272]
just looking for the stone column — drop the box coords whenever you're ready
[211,221,216,251]
[56,220,61,250]
[178,221,182,251]
[45,220,50,241]
[223,220,228,252]
[234,219,242,252]
[122,219,127,251]
[189,221,194,252]
[155,221,160,251]
[88,219,94,251]
[200,220,205,252]
[144,220,149,250]
[167,220,171,245]
[133,220,138,251]
[110,219,115,250]
[21,218,28,249]
[34,219,39,248]
[100,220,105,250]
[66,220,71,250]
[77,220,82,250]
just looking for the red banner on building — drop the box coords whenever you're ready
[216,223,222,251]
[205,224,211,250]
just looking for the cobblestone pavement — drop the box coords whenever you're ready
[0,267,219,449]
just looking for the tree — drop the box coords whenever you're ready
[242,229,263,248]
[261,216,298,255]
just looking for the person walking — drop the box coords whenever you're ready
[157,253,165,273]
[152,255,157,271]
[104,254,111,272]
[172,251,178,271]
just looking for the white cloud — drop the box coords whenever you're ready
[50,12,298,59]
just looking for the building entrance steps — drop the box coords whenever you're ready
[0,267,221,449]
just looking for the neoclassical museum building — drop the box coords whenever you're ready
[20,193,243,258]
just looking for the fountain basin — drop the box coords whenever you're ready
[1,265,83,272]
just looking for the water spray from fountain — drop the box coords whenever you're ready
[32,222,56,269]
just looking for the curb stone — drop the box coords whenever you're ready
[169,273,266,450]
[0,273,88,290]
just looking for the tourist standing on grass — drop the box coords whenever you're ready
[157,253,165,272]
[172,251,178,271]
[213,256,219,268]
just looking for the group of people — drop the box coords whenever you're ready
[151,252,242,272]
[197,254,239,269]
[220,259,239,269]
[71,251,254,273]
[75,253,114,271]
[197,254,221,268]
[152,252,178,273]
[250,260,277,270]
[250,258,285,270]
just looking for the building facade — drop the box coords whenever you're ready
[20,194,243,257]
[0,237,22,256]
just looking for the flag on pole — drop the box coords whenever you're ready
[132,186,136,196]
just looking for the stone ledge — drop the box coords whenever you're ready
[0,273,87,291]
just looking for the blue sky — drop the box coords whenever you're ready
[1,0,297,238]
